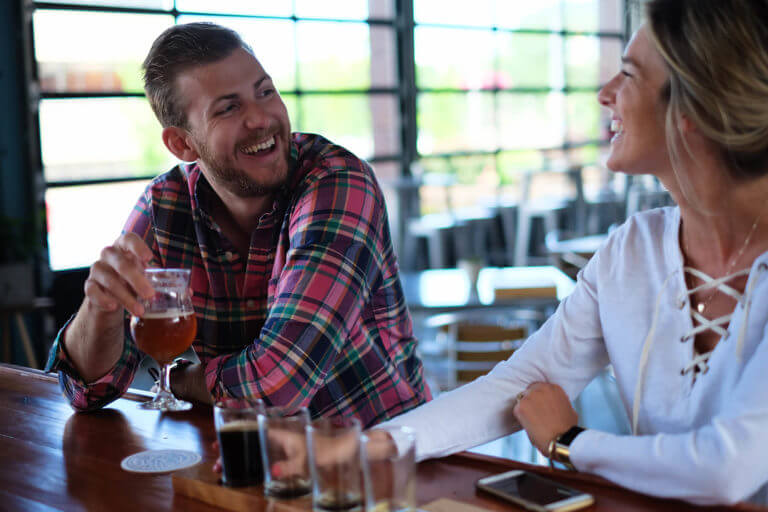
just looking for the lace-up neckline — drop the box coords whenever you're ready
[679,266,751,375]
[631,260,766,435]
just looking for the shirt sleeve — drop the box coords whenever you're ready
[44,186,160,411]
[203,162,388,407]
[45,316,141,412]
[571,323,768,505]
[382,248,610,461]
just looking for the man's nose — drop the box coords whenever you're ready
[242,100,267,130]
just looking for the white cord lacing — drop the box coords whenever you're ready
[630,264,765,435]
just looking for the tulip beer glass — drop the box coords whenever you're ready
[130,268,197,411]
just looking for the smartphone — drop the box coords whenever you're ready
[476,470,594,512]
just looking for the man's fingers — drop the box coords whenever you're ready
[102,244,155,300]
[115,232,154,266]
[87,260,145,317]
[83,278,118,312]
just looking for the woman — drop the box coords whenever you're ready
[382,0,768,505]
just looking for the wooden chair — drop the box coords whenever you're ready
[429,317,528,388]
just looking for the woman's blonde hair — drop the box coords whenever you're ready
[645,0,768,180]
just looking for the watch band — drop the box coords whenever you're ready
[548,425,585,470]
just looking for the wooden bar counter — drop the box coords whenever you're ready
[0,363,763,512]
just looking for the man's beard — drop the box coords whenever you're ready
[196,136,290,198]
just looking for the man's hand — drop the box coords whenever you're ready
[513,382,578,456]
[170,363,213,406]
[84,232,156,318]
[64,233,156,383]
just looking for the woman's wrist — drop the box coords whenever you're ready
[548,425,585,470]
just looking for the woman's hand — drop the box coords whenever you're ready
[513,382,578,456]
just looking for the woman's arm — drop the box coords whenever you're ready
[570,328,768,505]
[382,251,611,460]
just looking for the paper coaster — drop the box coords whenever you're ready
[121,449,201,474]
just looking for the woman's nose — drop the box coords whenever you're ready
[597,75,618,107]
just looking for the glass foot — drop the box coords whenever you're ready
[138,395,192,411]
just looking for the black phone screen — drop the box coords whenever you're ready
[483,472,580,505]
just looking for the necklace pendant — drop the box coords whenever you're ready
[697,302,705,314]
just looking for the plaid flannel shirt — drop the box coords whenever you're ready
[46,133,431,426]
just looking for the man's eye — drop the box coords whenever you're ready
[217,104,237,115]
[260,88,275,97]
[620,70,632,78]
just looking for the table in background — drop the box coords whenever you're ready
[1,363,763,512]
[400,265,575,313]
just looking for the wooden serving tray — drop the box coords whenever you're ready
[171,463,490,512]
[172,464,311,512]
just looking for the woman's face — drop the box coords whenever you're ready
[598,25,671,176]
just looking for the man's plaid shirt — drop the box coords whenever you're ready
[46,133,431,426]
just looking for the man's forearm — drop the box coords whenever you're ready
[63,298,126,383]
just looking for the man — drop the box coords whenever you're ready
[45,22,431,426]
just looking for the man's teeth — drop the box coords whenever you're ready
[242,137,275,154]
[610,119,623,134]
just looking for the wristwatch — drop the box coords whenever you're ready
[547,425,585,470]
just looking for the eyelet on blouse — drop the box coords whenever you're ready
[680,335,689,343]
[758,262,767,271]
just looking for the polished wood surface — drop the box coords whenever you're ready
[1,363,763,512]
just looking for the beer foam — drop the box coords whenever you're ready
[219,420,260,432]
[139,309,194,319]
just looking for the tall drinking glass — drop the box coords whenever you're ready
[362,426,418,512]
[130,268,197,411]
[307,417,364,512]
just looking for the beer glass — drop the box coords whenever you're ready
[214,399,266,487]
[307,417,364,511]
[259,406,312,498]
[361,426,417,512]
[130,268,197,411]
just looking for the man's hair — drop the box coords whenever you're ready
[142,22,254,129]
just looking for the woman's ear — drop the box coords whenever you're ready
[162,127,199,162]
[678,113,696,134]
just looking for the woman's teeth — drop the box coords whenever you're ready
[610,119,623,135]
[241,136,275,154]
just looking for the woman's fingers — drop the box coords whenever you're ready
[513,382,578,454]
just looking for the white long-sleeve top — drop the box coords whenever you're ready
[384,207,768,506]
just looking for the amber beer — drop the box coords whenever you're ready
[130,310,197,365]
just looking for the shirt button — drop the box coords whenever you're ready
[246,300,256,308]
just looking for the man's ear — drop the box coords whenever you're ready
[162,126,199,162]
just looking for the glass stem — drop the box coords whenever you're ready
[157,363,174,400]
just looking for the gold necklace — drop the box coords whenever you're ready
[687,207,765,315]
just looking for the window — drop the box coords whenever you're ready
[30,0,624,270]
[32,0,399,270]
[413,0,624,214]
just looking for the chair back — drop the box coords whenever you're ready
[443,321,527,386]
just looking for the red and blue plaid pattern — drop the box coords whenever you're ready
[47,133,431,426]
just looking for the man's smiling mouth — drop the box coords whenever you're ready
[240,136,275,155]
